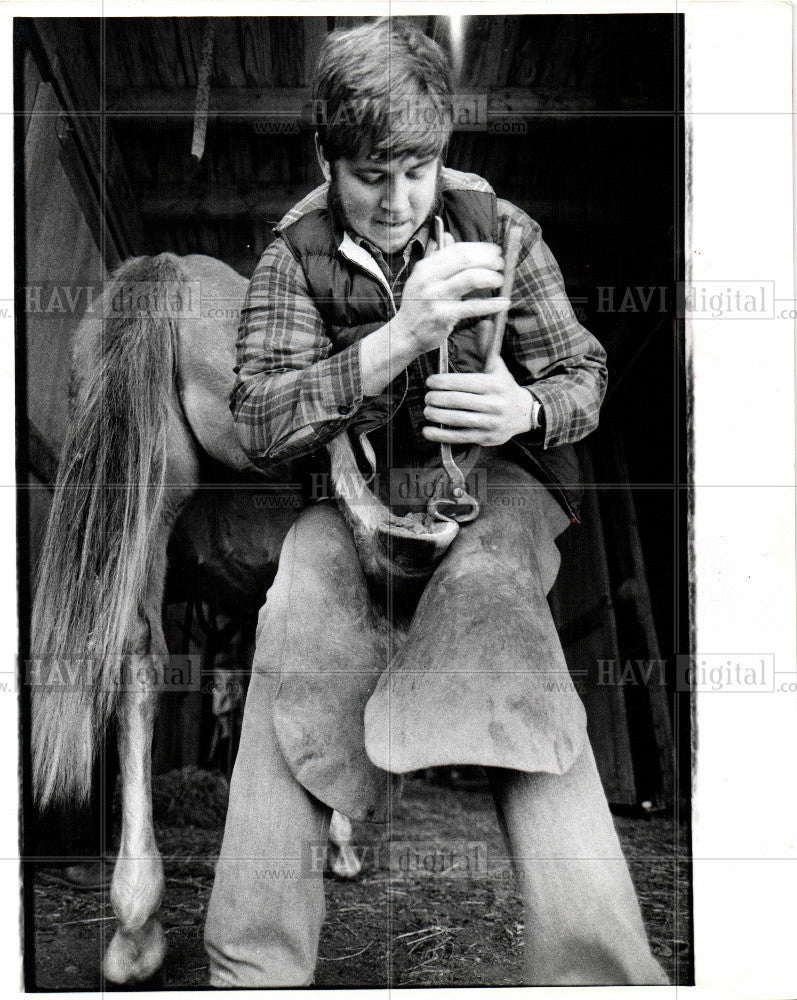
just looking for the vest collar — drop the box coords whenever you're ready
[338,232,392,298]
[337,221,432,303]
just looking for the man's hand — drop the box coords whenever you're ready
[391,240,510,356]
[422,355,536,447]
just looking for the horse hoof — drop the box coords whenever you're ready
[376,518,459,581]
[330,844,362,879]
[103,918,167,984]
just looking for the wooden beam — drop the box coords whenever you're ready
[107,85,657,127]
[32,20,145,260]
[108,85,313,123]
[486,86,661,116]
[138,183,615,226]
[608,435,676,807]
[139,184,313,222]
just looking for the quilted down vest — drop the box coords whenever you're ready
[278,179,581,520]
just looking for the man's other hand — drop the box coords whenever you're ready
[422,355,535,447]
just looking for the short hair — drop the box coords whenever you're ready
[313,17,453,163]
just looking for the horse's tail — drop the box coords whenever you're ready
[30,253,186,808]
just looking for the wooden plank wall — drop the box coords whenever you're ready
[23,79,106,464]
[549,450,637,805]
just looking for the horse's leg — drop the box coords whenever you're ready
[208,635,243,763]
[102,631,166,983]
[103,514,176,984]
[328,811,361,879]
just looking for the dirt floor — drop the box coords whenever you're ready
[29,774,692,989]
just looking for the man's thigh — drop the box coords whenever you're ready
[458,454,571,588]
[364,456,586,776]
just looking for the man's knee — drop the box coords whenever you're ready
[451,495,564,595]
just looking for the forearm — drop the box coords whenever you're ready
[521,363,606,447]
[233,319,422,464]
[231,239,369,465]
[499,200,608,447]
[232,342,364,464]
[359,314,419,397]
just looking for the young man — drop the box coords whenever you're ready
[204,18,668,987]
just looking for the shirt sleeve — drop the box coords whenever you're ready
[230,237,365,466]
[498,198,608,448]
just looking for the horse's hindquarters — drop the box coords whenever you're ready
[168,485,305,613]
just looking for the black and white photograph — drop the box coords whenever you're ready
[7,3,796,996]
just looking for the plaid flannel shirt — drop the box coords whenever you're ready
[231,172,607,467]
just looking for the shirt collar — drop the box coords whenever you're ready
[349,220,431,267]
[327,184,442,269]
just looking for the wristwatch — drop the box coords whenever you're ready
[523,386,543,431]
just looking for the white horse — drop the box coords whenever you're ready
[29,252,465,983]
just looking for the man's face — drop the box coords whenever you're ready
[327,153,440,254]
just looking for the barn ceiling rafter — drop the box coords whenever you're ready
[26,14,677,280]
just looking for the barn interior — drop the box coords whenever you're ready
[17,14,687,827]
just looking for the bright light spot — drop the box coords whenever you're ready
[448,15,466,82]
